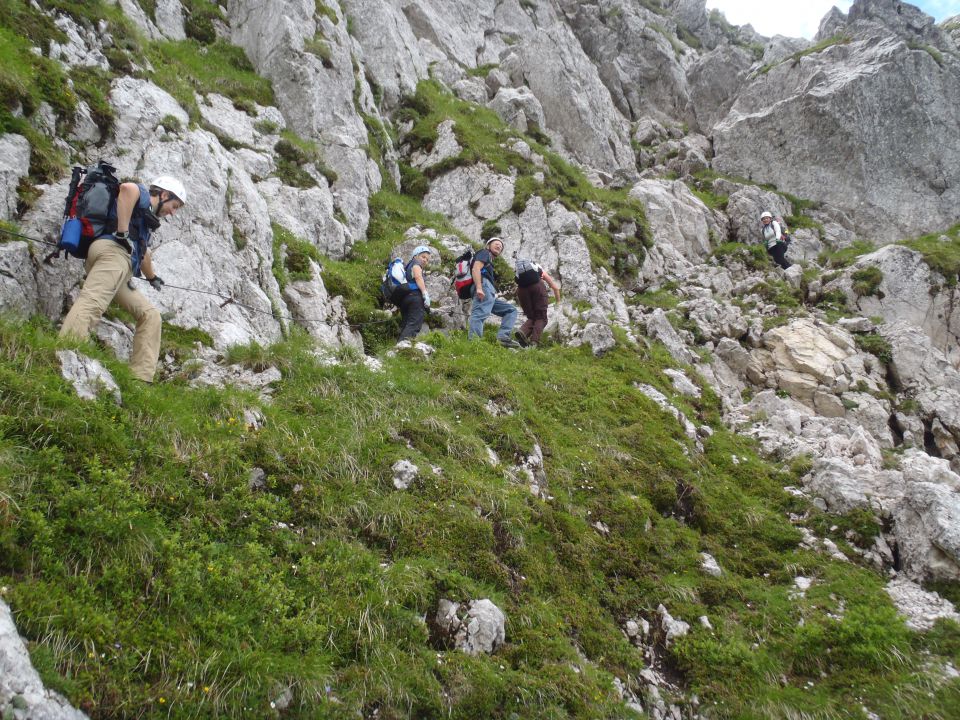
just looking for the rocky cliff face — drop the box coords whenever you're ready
[1,0,960,715]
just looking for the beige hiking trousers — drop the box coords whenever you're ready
[59,238,161,382]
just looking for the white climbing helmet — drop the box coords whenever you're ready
[759,211,773,220]
[150,175,187,204]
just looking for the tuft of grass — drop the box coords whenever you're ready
[712,242,770,272]
[851,266,884,298]
[819,240,876,269]
[271,222,323,292]
[855,333,893,364]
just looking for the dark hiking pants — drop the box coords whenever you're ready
[517,282,549,344]
[398,292,425,341]
[767,242,791,270]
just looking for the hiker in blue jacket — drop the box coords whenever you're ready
[468,237,520,348]
[398,245,433,341]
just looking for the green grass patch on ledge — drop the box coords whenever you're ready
[0,316,957,719]
[901,222,960,284]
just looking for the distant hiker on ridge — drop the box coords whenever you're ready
[513,257,561,347]
[59,175,186,383]
[468,237,520,348]
[398,245,433,342]
[759,211,791,270]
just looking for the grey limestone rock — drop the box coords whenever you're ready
[713,23,960,243]
[499,23,635,176]
[423,165,514,242]
[629,179,717,262]
[409,119,461,171]
[645,309,696,365]
[0,134,30,222]
[433,598,505,656]
[56,351,122,406]
[894,481,960,583]
[281,261,363,350]
[391,459,419,490]
[228,0,380,241]
[486,87,545,134]
[153,0,186,40]
[829,246,960,360]
[0,600,88,720]
[885,578,960,631]
[0,244,39,319]
[699,552,722,577]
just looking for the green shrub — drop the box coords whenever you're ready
[855,333,893,364]
[851,266,884,297]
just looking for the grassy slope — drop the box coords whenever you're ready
[2,317,959,719]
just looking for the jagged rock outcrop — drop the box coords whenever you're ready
[713,0,960,242]
[557,0,691,124]
[827,246,960,360]
[1,600,88,720]
[0,134,29,221]
[227,0,380,242]
[629,178,720,261]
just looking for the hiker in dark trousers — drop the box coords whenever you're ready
[398,245,432,341]
[760,211,791,270]
[514,258,561,347]
[468,237,520,348]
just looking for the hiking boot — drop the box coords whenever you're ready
[513,330,530,348]
[499,337,522,349]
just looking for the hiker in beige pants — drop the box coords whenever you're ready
[60,240,162,381]
[60,176,186,382]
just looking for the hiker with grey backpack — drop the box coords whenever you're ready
[513,258,561,347]
[759,211,792,270]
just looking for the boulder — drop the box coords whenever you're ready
[829,246,960,359]
[628,179,718,261]
[885,578,960,632]
[391,459,419,490]
[154,0,186,40]
[679,297,748,342]
[432,598,506,655]
[644,309,695,365]
[281,261,363,349]
[409,119,462,171]
[724,186,792,245]
[0,600,88,720]
[0,244,40,319]
[56,351,122,406]
[487,87,545,134]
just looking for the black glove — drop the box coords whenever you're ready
[147,275,164,291]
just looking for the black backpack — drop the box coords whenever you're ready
[380,257,411,305]
[57,161,120,260]
[515,259,543,288]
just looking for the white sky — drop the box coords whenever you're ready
[704,0,960,40]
